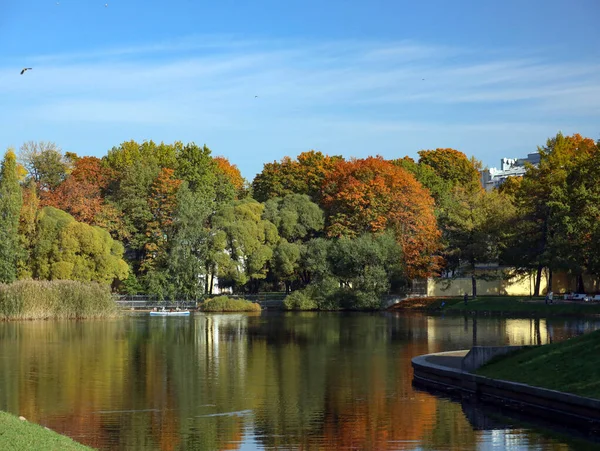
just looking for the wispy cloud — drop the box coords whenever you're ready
[2,35,599,176]
[3,36,599,126]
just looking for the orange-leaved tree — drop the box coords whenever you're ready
[142,168,182,272]
[214,156,246,196]
[41,156,114,225]
[252,150,343,202]
[321,156,441,278]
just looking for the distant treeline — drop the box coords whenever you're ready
[0,133,598,309]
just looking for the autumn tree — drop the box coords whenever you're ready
[252,150,343,203]
[214,156,246,200]
[141,168,182,273]
[417,148,481,189]
[42,157,111,224]
[0,149,24,282]
[321,156,441,278]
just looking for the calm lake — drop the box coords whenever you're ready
[1,312,599,450]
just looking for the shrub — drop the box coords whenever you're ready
[283,290,317,310]
[199,296,261,312]
[0,279,118,320]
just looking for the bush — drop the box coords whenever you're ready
[199,296,262,312]
[283,278,382,311]
[0,280,118,320]
[283,290,318,310]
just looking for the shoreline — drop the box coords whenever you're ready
[411,348,600,433]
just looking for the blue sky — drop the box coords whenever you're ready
[1,0,599,180]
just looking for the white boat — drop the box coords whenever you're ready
[149,310,191,316]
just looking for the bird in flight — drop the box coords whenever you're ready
[255,95,258,98]
[20,68,32,75]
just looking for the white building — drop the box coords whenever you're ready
[481,152,540,191]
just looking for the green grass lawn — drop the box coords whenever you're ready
[476,329,600,399]
[396,295,600,316]
[0,411,92,451]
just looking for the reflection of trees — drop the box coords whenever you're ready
[246,313,476,451]
[0,317,251,450]
[0,312,590,450]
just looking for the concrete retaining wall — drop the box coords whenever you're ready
[412,350,600,429]
[461,346,531,372]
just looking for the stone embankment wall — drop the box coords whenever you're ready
[412,347,600,429]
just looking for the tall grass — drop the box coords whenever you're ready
[0,280,118,320]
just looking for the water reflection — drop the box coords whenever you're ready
[0,312,597,450]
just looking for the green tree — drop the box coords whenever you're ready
[29,207,128,283]
[445,187,515,297]
[327,232,404,309]
[262,194,324,242]
[104,140,180,174]
[262,194,325,291]
[17,179,39,279]
[19,141,69,193]
[211,199,279,293]
[393,156,453,217]
[167,183,213,299]
[175,143,217,200]
[0,149,24,282]
[503,133,598,294]
[113,159,161,261]
[272,239,302,293]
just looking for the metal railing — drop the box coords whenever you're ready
[114,294,286,310]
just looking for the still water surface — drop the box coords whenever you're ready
[0,312,599,450]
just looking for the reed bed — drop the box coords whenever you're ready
[0,280,118,320]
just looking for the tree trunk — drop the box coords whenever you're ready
[209,273,214,295]
[471,274,477,298]
[577,274,585,293]
[534,264,543,297]
[547,269,553,294]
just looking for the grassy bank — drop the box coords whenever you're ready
[0,280,118,320]
[476,329,600,399]
[391,295,600,316]
[199,296,262,312]
[0,411,92,450]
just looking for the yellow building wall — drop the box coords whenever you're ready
[426,270,600,297]
[427,272,547,297]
